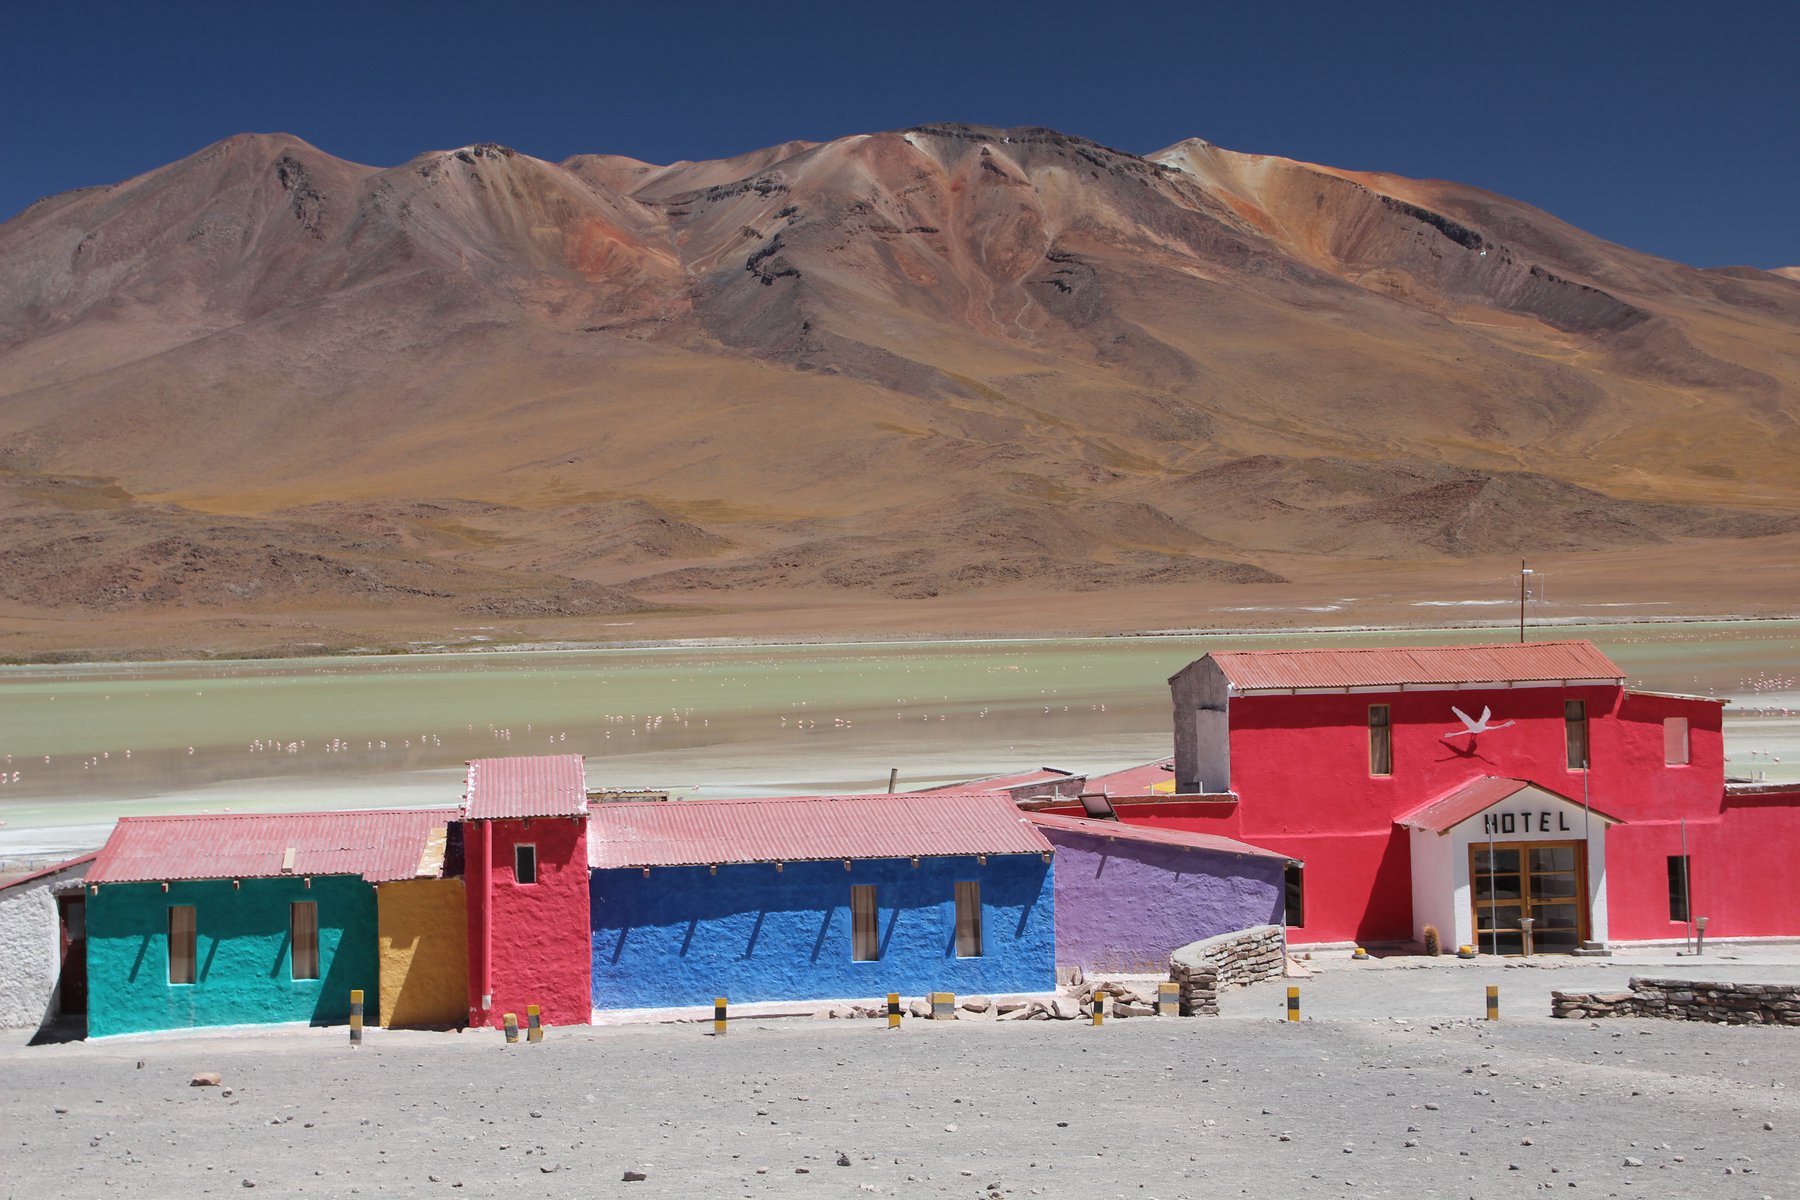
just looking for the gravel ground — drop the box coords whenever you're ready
[3,956,1797,1199]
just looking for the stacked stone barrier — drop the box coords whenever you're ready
[1168,925,1288,1016]
[1551,977,1800,1025]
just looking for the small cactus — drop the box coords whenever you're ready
[1422,924,1442,956]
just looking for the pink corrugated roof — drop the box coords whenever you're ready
[464,754,588,820]
[1027,812,1292,861]
[86,808,459,885]
[588,792,1054,869]
[1203,640,1623,691]
[1397,776,1622,834]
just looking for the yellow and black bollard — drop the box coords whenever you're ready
[930,992,955,1020]
[887,992,901,1029]
[1486,984,1500,1021]
[1156,981,1180,1018]
[526,1004,543,1043]
[503,1012,519,1044]
[349,989,364,1047]
[1090,995,1104,1026]
[1286,985,1300,1022]
[714,996,728,1037]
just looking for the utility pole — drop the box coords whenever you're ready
[1518,560,1530,643]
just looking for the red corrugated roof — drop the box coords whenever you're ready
[86,808,459,885]
[1027,812,1291,861]
[1201,640,1623,691]
[588,792,1054,869]
[464,754,588,820]
[1396,776,1623,834]
[0,851,97,894]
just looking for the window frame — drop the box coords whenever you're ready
[1663,717,1690,766]
[290,900,320,981]
[953,880,984,958]
[1367,705,1392,777]
[1283,863,1305,928]
[1564,699,1589,770]
[1667,855,1691,923]
[514,843,538,885]
[168,904,197,986]
[851,884,879,962]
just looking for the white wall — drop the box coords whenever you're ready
[1416,787,1610,953]
[0,863,88,1028]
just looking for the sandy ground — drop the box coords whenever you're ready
[5,950,1797,1198]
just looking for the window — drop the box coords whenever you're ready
[851,884,879,961]
[1368,705,1392,776]
[1283,863,1305,927]
[954,881,983,958]
[514,843,537,885]
[289,901,319,980]
[1668,856,1691,923]
[168,905,196,985]
[1664,717,1690,766]
[1564,700,1588,770]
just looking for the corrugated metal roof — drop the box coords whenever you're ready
[1027,812,1291,861]
[86,808,460,885]
[1396,776,1623,834]
[0,851,97,894]
[1082,760,1179,796]
[1204,640,1623,692]
[464,754,588,820]
[588,792,1054,869]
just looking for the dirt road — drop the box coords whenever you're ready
[4,961,1796,1198]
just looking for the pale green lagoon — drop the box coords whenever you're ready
[2,622,1796,862]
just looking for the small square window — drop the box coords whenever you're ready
[514,844,537,885]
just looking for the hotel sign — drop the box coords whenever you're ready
[1483,809,1574,836]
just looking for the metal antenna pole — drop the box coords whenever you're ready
[1519,560,1527,643]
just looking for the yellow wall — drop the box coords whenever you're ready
[377,878,468,1028]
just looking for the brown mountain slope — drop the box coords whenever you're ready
[0,124,1796,652]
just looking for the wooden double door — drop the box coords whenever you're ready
[1471,841,1587,955]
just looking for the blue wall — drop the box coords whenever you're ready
[86,876,377,1037]
[590,855,1054,1008]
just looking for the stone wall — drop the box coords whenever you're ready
[1552,976,1800,1025]
[1168,924,1286,1016]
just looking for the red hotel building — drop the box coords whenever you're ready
[1063,641,1800,951]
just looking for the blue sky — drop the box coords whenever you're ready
[5,0,1796,268]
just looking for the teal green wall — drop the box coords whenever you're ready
[86,876,377,1037]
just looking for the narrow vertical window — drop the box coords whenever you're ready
[954,881,983,958]
[1564,700,1588,769]
[1283,863,1305,927]
[514,843,537,885]
[168,905,196,985]
[1663,717,1689,766]
[290,901,319,980]
[851,884,879,962]
[1667,856,1691,923]
[1368,705,1392,776]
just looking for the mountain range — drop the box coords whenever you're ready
[2,123,1796,654]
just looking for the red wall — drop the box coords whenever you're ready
[465,817,593,1028]
[1069,683,1794,947]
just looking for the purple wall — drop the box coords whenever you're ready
[1041,827,1285,973]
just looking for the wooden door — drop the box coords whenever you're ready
[56,894,87,1016]
[1471,840,1587,955]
